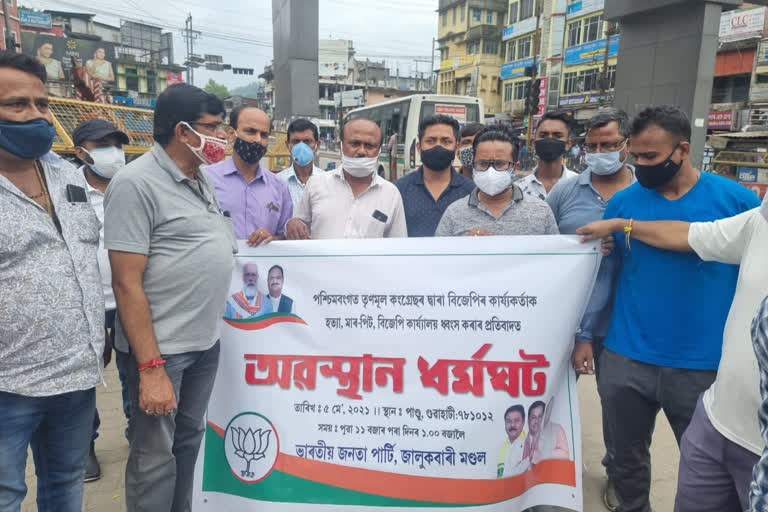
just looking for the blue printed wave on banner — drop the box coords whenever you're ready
[564,35,619,67]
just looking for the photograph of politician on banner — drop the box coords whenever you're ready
[223,260,304,329]
[497,396,572,479]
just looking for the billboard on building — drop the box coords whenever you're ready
[502,17,537,40]
[564,35,619,67]
[319,40,349,77]
[21,32,117,83]
[167,71,184,85]
[708,110,733,131]
[19,10,52,29]
[500,56,537,80]
[719,7,766,42]
[566,0,605,19]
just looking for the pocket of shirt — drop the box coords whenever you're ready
[60,202,101,244]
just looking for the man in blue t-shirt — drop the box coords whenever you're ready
[580,105,759,512]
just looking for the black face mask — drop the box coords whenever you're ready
[420,145,456,171]
[635,145,682,189]
[234,137,267,164]
[535,138,567,162]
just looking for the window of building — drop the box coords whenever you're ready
[461,3,465,21]
[520,0,534,20]
[125,68,139,91]
[567,20,581,47]
[467,41,478,54]
[453,7,457,24]
[517,35,532,59]
[509,2,518,24]
[146,70,157,94]
[514,80,527,99]
[579,67,600,92]
[442,12,447,26]
[583,15,603,43]
[563,71,579,94]
[483,40,499,54]
[472,7,482,22]
[507,40,516,61]
[504,83,514,102]
[607,65,616,89]
[486,10,493,24]
[711,74,750,103]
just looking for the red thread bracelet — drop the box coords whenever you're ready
[138,358,166,372]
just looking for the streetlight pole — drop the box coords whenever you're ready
[2,0,17,51]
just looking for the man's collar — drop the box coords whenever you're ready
[531,162,570,183]
[227,157,265,181]
[151,143,199,183]
[334,168,380,188]
[415,166,465,186]
[468,185,523,207]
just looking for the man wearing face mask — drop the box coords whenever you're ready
[104,83,236,512]
[395,115,474,237]
[0,52,106,512]
[278,118,324,211]
[207,106,293,247]
[72,119,132,482]
[545,108,634,511]
[517,111,578,201]
[285,117,407,240]
[435,126,558,237]
[572,105,759,512]
[457,122,485,180]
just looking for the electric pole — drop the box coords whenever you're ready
[599,21,618,103]
[430,37,436,92]
[2,0,16,51]
[182,14,200,85]
[525,0,543,150]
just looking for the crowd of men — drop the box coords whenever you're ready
[3,47,768,512]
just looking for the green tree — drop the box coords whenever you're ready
[204,79,230,99]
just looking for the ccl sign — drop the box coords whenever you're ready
[720,7,765,42]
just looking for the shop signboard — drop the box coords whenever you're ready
[564,35,619,67]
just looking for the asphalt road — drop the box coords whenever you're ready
[21,364,679,511]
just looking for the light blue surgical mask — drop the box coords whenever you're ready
[585,145,626,176]
[291,142,314,167]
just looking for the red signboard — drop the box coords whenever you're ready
[708,110,733,130]
[167,71,184,85]
[537,77,547,117]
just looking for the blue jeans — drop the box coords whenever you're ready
[0,388,96,512]
[125,341,220,512]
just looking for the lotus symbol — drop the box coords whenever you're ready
[230,426,272,478]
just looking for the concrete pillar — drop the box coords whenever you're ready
[605,0,741,168]
[271,0,320,120]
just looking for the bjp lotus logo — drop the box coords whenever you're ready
[223,413,280,483]
[230,426,271,478]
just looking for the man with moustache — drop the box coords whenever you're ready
[225,263,273,319]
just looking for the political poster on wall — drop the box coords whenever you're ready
[193,236,600,511]
[21,32,118,82]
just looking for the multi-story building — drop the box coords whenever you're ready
[558,0,617,121]
[437,0,508,118]
[0,0,21,51]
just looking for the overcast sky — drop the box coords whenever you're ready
[28,0,439,90]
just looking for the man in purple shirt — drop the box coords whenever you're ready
[206,106,292,245]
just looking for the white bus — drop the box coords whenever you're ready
[345,94,484,181]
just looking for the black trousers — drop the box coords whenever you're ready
[597,348,716,512]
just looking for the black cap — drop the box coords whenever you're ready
[72,119,130,147]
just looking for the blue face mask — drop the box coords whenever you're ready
[0,118,56,159]
[291,142,314,167]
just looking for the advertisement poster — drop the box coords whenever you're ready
[21,32,118,82]
[193,237,600,511]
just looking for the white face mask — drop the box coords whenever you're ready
[585,143,626,176]
[473,167,513,196]
[82,146,125,179]
[340,143,380,178]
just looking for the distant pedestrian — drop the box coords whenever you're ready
[517,112,577,200]
[457,122,484,180]
[278,118,324,211]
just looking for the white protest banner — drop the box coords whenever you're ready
[193,236,600,511]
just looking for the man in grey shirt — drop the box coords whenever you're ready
[104,83,236,512]
[436,126,558,237]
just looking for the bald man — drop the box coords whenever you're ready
[206,106,293,246]
[286,117,407,240]
[224,263,273,319]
